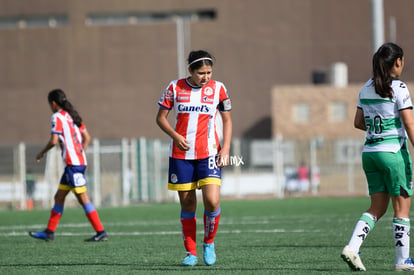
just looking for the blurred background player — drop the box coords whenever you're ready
[341,43,414,271]
[156,50,232,266]
[29,89,107,242]
[25,169,36,210]
[297,161,310,193]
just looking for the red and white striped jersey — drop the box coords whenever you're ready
[158,78,231,160]
[51,109,87,166]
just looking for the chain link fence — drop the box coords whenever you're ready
[0,137,369,210]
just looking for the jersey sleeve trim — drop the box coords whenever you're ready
[158,102,172,110]
[399,106,413,111]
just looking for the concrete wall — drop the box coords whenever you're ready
[271,83,414,140]
[271,84,363,140]
[1,0,414,143]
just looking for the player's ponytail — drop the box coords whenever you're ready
[372,43,403,98]
[48,89,83,127]
[188,50,214,71]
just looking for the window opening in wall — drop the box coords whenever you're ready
[330,101,348,122]
[85,9,216,26]
[0,15,68,29]
[293,102,310,123]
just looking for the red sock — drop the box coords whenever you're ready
[47,210,62,232]
[181,217,197,256]
[204,211,221,244]
[86,210,105,232]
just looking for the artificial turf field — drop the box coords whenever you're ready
[0,197,404,274]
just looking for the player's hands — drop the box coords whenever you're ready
[174,135,190,151]
[36,152,45,162]
[217,150,230,168]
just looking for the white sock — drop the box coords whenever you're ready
[394,217,410,264]
[348,212,376,253]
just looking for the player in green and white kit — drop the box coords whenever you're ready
[341,43,414,272]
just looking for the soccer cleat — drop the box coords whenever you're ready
[341,245,366,271]
[29,230,54,241]
[203,242,216,265]
[84,230,108,242]
[181,252,198,266]
[395,258,414,271]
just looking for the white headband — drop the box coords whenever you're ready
[188,57,213,67]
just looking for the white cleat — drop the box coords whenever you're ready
[341,245,366,271]
[395,258,414,271]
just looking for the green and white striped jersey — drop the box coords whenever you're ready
[357,78,413,153]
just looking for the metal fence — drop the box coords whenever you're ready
[0,137,368,210]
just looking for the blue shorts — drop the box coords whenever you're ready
[168,156,221,191]
[59,165,88,194]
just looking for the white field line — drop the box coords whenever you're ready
[0,228,321,237]
[0,218,322,237]
[0,212,358,231]
[0,214,394,237]
[0,219,274,231]
[0,214,376,231]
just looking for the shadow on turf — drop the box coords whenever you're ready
[243,244,389,248]
[0,262,333,272]
[0,263,135,267]
[4,263,380,273]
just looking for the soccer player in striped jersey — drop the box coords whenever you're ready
[341,43,414,271]
[156,50,232,266]
[29,89,107,242]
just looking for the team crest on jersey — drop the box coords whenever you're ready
[203,87,213,96]
[164,89,174,101]
[201,87,214,104]
[202,96,214,103]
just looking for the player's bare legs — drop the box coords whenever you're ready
[391,194,411,218]
[54,189,70,204]
[366,192,390,219]
[201,184,220,212]
[179,190,197,212]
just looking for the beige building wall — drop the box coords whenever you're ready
[272,84,363,140]
[271,83,414,140]
[1,0,414,143]
[271,83,414,197]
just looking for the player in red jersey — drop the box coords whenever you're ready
[29,89,107,242]
[157,50,232,266]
